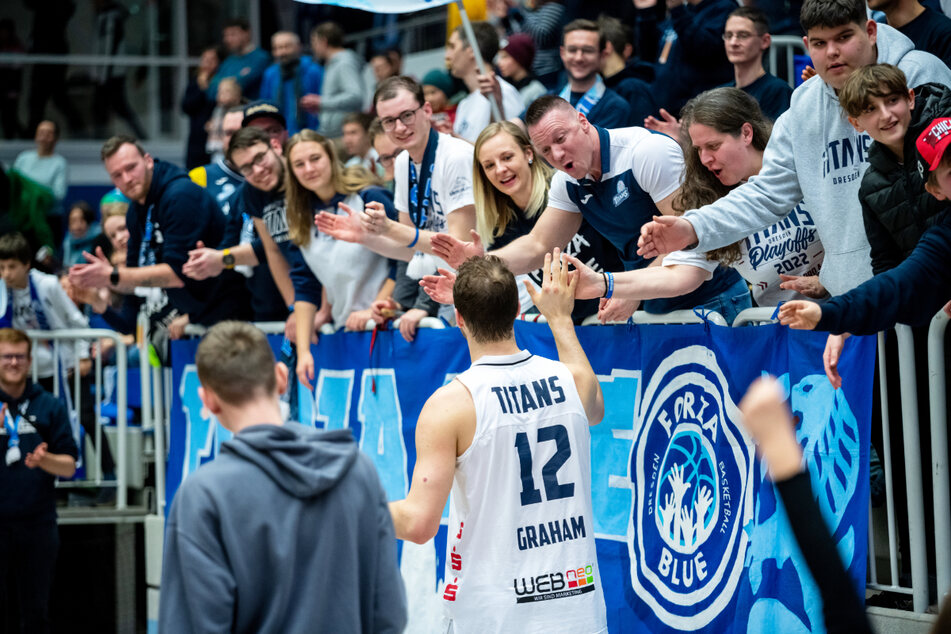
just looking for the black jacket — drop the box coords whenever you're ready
[859,82,951,275]
[126,159,251,325]
[0,383,78,522]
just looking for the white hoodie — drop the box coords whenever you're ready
[685,25,951,295]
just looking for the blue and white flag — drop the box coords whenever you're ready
[294,0,454,12]
[169,321,874,633]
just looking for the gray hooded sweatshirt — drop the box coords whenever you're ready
[159,424,407,634]
[685,24,951,296]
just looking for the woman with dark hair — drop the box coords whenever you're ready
[565,87,826,310]
[283,129,397,388]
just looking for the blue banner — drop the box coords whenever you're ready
[169,321,874,633]
[293,0,454,12]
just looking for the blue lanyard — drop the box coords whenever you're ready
[408,128,439,229]
[138,204,155,267]
[1,275,50,330]
[559,75,606,117]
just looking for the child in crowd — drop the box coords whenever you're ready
[421,68,457,134]
[779,117,951,335]
[206,77,242,161]
[840,63,951,274]
[61,201,106,267]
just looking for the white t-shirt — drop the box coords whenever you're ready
[446,350,607,634]
[394,132,475,235]
[663,201,824,306]
[453,77,525,143]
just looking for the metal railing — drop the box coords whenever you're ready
[26,328,129,512]
[768,35,809,89]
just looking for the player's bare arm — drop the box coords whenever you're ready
[390,381,475,543]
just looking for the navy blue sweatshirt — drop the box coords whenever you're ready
[160,424,407,633]
[125,159,251,325]
[0,383,78,522]
[817,212,951,335]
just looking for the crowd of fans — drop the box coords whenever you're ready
[3,0,951,628]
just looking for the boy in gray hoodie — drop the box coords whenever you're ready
[159,321,406,634]
[638,0,951,297]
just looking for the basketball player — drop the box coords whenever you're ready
[389,250,607,633]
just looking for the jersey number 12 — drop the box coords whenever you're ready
[514,424,575,506]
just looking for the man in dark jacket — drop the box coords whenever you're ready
[840,64,951,274]
[159,321,407,633]
[69,135,251,327]
[0,328,78,633]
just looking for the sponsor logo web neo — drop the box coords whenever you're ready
[512,563,596,604]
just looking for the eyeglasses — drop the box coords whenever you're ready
[380,106,422,131]
[377,149,402,166]
[563,46,599,56]
[236,150,270,176]
[0,353,28,364]
[722,31,756,42]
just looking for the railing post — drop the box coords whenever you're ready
[895,325,929,612]
[928,311,950,602]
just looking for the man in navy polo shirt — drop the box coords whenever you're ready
[432,96,749,323]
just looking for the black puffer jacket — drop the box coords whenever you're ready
[859,82,951,275]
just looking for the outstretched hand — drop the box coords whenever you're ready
[360,202,393,237]
[779,274,827,299]
[563,253,604,300]
[69,246,113,288]
[778,300,822,330]
[525,248,575,323]
[822,333,850,390]
[643,108,681,140]
[430,230,484,268]
[637,215,697,258]
[598,296,639,324]
[316,202,365,244]
[182,241,222,280]
[419,268,456,305]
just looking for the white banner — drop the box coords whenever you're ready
[293,0,454,12]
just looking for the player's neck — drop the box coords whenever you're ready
[217,398,284,434]
[468,337,521,363]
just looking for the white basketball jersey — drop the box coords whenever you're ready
[443,350,607,634]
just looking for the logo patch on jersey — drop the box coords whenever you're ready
[512,562,596,604]
[628,346,753,629]
[612,180,629,207]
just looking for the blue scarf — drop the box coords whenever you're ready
[3,400,26,466]
[138,204,157,267]
[559,75,606,117]
[407,128,439,229]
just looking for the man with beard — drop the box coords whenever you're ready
[259,31,323,135]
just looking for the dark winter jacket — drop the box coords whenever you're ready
[159,424,407,634]
[859,82,951,274]
[126,159,251,325]
[817,210,951,334]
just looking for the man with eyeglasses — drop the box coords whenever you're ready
[553,20,632,129]
[646,7,792,137]
[318,76,476,325]
[0,327,78,633]
[69,136,251,331]
[184,103,291,325]
[369,116,401,192]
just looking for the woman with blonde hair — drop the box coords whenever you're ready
[283,129,397,388]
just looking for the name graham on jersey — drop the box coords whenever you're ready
[516,515,587,551]
[490,375,566,415]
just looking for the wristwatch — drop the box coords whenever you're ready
[110,266,120,286]
[222,248,236,270]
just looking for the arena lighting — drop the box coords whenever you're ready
[294,0,504,121]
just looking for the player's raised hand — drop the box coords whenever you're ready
[419,268,456,305]
[526,248,575,323]
[738,376,803,480]
[778,300,822,330]
[430,230,483,268]
[637,215,697,258]
[563,253,604,300]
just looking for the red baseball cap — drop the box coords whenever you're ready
[916,117,951,171]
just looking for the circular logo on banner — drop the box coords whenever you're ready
[629,345,754,630]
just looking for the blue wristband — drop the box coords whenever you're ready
[407,226,420,249]
[605,271,614,300]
